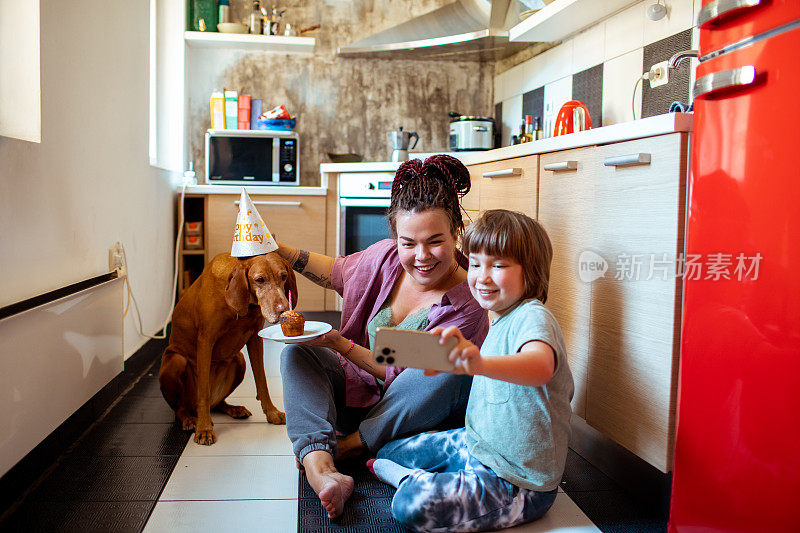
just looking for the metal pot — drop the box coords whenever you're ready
[448,112,494,151]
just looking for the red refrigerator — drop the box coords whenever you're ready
[670,1,800,531]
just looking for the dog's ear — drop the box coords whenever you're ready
[283,259,298,309]
[225,263,251,316]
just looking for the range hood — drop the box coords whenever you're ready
[337,0,535,61]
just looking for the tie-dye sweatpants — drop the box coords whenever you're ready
[377,427,557,532]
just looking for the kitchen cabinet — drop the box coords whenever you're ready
[537,146,597,419]
[509,0,637,43]
[206,193,327,311]
[466,155,539,218]
[536,133,687,472]
[586,134,687,472]
[177,194,209,297]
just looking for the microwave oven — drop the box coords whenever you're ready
[205,129,299,185]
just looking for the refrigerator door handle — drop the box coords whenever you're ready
[693,65,757,99]
[697,0,761,28]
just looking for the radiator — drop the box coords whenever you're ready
[0,273,125,477]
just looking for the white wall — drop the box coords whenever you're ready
[495,0,701,143]
[0,0,177,359]
[0,0,41,143]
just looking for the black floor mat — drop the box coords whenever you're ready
[1,500,155,533]
[298,458,405,532]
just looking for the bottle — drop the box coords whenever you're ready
[522,115,534,143]
[218,0,230,24]
[249,0,263,34]
[518,120,527,143]
[534,117,543,140]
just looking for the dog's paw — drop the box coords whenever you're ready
[266,409,286,425]
[221,404,252,419]
[194,427,217,445]
[180,416,197,431]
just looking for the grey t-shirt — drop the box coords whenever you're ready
[465,298,574,492]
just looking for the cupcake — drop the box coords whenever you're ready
[279,310,305,337]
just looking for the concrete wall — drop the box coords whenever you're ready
[188,0,496,185]
[0,0,176,359]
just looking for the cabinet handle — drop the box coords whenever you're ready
[543,161,578,172]
[603,153,651,167]
[697,0,760,28]
[234,200,302,207]
[483,168,521,178]
[693,65,756,100]
[472,126,490,132]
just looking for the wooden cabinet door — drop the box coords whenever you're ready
[206,194,327,311]
[585,133,687,472]
[537,146,597,418]
[475,155,539,218]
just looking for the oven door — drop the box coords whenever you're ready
[339,198,391,256]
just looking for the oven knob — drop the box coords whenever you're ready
[283,163,293,173]
[366,183,375,190]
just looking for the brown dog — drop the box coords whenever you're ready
[159,252,295,445]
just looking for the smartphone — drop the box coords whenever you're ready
[372,327,458,372]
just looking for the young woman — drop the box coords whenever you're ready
[276,155,490,519]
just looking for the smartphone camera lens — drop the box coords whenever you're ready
[382,347,391,355]
[376,355,385,363]
[386,357,395,365]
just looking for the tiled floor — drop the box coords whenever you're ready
[2,314,667,532]
[143,338,600,532]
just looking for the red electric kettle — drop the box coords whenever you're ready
[553,100,592,136]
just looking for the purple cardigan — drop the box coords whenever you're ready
[331,239,490,407]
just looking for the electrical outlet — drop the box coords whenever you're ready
[109,242,124,273]
[648,61,669,88]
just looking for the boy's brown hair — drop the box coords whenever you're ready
[462,209,553,303]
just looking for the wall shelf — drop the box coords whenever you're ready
[509,0,637,42]
[184,31,315,53]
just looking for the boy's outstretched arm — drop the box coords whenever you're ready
[432,326,555,387]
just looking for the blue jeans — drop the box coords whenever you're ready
[280,344,472,460]
[378,428,557,532]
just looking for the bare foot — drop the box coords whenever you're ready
[317,472,354,519]
[303,450,354,519]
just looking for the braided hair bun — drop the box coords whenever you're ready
[388,155,471,237]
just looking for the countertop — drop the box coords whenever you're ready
[180,184,328,195]
[320,113,693,173]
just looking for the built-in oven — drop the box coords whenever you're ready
[338,172,395,256]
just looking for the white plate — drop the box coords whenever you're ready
[258,321,332,344]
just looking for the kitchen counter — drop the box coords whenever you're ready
[320,113,693,172]
[180,184,328,195]
[319,152,477,174]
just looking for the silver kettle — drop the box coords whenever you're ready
[387,127,419,162]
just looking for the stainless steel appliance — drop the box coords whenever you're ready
[338,172,394,256]
[387,127,419,162]
[205,129,299,185]
[449,113,494,150]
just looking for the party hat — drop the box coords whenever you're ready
[231,189,278,257]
